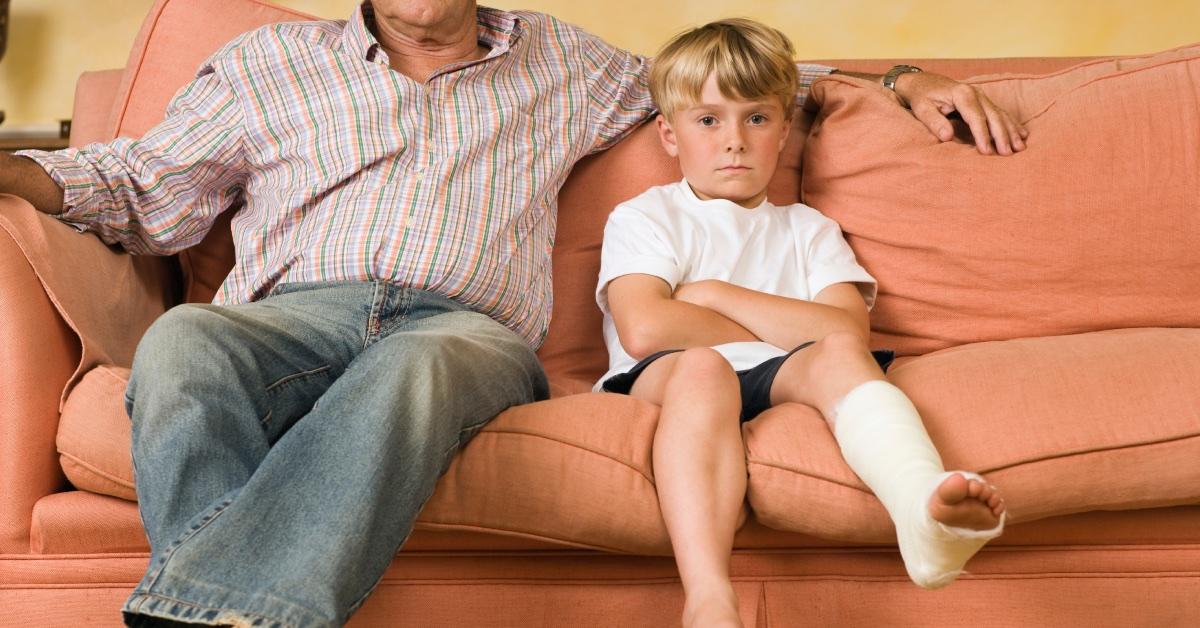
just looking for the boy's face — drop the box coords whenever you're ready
[656,74,791,209]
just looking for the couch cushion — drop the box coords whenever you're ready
[57,364,753,554]
[746,328,1200,542]
[802,44,1200,356]
[57,366,136,502]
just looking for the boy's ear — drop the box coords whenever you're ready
[656,114,680,158]
[778,116,792,153]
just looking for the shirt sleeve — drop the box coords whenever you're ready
[579,31,656,154]
[596,204,683,314]
[795,63,836,110]
[16,63,248,256]
[804,212,878,309]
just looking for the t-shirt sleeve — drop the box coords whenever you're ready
[596,204,682,313]
[804,213,878,309]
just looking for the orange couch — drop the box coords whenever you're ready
[3,0,1199,626]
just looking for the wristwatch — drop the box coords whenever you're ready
[881,64,923,92]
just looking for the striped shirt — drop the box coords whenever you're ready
[21,3,833,348]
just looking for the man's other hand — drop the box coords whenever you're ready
[894,71,1028,156]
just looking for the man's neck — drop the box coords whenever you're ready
[370,3,486,82]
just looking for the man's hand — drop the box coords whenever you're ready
[893,71,1027,156]
[835,69,1028,156]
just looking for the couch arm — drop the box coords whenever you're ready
[0,195,174,553]
[70,69,125,148]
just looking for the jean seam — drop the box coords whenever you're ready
[363,281,386,350]
[265,364,332,393]
[143,497,235,588]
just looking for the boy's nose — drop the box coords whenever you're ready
[725,131,747,152]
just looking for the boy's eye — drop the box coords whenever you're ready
[749,114,767,125]
[698,116,717,126]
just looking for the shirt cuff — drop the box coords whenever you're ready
[14,148,100,226]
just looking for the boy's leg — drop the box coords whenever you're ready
[629,348,745,628]
[769,332,1005,589]
[123,283,547,626]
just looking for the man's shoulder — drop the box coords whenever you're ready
[210,19,348,62]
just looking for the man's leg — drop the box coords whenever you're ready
[628,349,746,628]
[123,283,547,626]
[768,332,1005,589]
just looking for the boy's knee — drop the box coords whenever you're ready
[813,331,869,360]
[672,348,736,384]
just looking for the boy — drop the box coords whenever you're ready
[595,19,1006,628]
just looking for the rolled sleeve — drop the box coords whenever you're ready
[15,148,104,230]
[804,211,877,308]
[596,204,683,312]
[795,63,836,110]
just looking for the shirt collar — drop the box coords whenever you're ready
[344,2,520,64]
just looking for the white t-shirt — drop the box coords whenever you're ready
[594,180,878,391]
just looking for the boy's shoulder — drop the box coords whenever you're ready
[607,181,687,220]
[772,200,841,228]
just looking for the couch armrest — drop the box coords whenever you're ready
[0,195,174,553]
[70,69,125,148]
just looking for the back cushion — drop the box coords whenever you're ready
[801,44,1200,356]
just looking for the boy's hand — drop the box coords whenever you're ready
[672,279,728,309]
[893,71,1028,156]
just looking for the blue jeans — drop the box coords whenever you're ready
[121,282,548,627]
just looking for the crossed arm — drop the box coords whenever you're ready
[607,273,870,360]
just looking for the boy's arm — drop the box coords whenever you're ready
[608,273,758,360]
[673,280,869,349]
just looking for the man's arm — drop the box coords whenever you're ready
[0,153,64,214]
[10,68,248,256]
[832,69,1028,156]
[607,274,758,360]
[673,280,869,349]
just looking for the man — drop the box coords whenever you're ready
[0,1,1026,626]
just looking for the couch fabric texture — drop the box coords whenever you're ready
[2,0,1199,626]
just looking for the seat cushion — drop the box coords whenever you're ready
[745,328,1200,542]
[802,44,1200,356]
[58,367,754,554]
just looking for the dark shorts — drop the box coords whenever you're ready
[601,342,895,423]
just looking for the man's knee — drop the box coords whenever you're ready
[136,304,231,364]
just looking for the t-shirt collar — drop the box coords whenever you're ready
[678,178,770,211]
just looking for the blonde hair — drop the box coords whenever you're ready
[649,18,799,121]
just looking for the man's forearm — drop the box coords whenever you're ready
[0,153,64,214]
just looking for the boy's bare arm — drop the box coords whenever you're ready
[0,153,64,214]
[673,280,869,349]
[607,273,758,360]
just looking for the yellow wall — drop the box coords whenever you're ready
[1,0,1197,126]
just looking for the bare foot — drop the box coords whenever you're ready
[928,472,1005,531]
[681,584,743,628]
